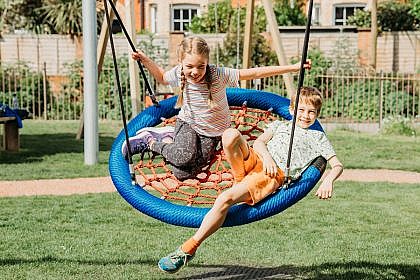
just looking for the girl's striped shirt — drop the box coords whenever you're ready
[163,64,239,137]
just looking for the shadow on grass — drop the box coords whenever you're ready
[0,255,156,266]
[180,262,420,280]
[0,257,418,279]
[0,133,115,164]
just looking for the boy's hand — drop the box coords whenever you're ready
[262,157,278,177]
[315,181,333,199]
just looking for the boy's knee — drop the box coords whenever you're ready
[214,191,235,212]
[222,128,242,149]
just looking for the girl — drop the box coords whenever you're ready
[126,36,310,180]
[157,86,344,273]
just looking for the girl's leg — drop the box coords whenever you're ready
[151,120,198,167]
[196,134,221,167]
[222,128,250,181]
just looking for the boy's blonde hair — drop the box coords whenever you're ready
[175,36,213,108]
[290,86,323,116]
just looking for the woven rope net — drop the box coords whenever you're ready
[134,104,279,206]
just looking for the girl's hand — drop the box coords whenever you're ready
[293,59,312,71]
[303,59,312,70]
[131,51,145,62]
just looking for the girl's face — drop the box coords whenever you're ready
[181,53,208,84]
[290,101,318,129]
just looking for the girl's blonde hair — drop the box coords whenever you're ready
[290,86,323,116]
[175,36,213,108]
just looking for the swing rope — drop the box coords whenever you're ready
[105,0,159,106]
[284,0,314,183]
[104,1,137,184]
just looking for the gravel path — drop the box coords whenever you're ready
[0,169,419,198]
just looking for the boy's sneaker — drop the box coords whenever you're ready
[158,247,194,273]
[121,131,153,159]
[136,126,175,142]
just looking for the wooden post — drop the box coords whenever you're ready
[126,0,141,115]
[43,62,47,120]
[262,0,295,97]
[240,0,254,89]
[370,0,377,71]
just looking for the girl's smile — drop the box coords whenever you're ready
[182,53,208,83]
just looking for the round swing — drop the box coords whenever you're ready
[109,88,327,228]
[105,0,322,228]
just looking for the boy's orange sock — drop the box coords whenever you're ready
[181,237,201,255]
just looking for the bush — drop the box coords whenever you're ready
[381,115,417,136]
[347,9,371,28]
[0,63,46,117]
[348,1,419,31]
[378,1,418,31]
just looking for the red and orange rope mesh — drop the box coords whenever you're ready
[134,104,279,206]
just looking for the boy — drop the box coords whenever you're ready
[158,86,344,273]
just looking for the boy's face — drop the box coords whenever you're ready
[290,101,318,129]
[181,53,208,84]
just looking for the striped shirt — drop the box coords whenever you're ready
[163,64,240,137]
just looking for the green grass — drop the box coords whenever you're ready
[329,129,420,172]
[1,120,419,180]
[0,181,419,279]
[0,120,121,180]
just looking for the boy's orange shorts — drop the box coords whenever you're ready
[235,147,285,205]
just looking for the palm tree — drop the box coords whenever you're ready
[40,0,83,37]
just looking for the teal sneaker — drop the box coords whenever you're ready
[158,247,194,273]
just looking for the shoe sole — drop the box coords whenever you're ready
[157,263,180,274]
[136,126,174,137]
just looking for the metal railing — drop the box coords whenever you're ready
[0,64,419,125]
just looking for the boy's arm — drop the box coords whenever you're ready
[315,155,343,199]
[253,130,278,177]
[132,51,169,85]
[238,60,311,80]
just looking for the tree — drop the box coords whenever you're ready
[190,0,306,34]
[0,0,46,33]
[348,1,418,31]
[39,0,84,37]
[189,0,306,68]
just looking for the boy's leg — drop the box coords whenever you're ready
[222,128,250,182]
[158,182,252,273]
[192,182,251,243]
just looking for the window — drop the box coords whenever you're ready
[312,4,320,26]
[150,4,157,33]
[172,5,199,31]
[334,4,365,26]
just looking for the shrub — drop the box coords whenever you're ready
[0,63,46,117]
[381,115,417,136]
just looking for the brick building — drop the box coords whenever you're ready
[118,0,408,34]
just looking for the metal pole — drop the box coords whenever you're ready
[82,0,98,165]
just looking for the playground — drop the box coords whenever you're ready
[1,119,419,279]
[1,0,420,279]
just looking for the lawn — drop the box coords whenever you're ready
[1,120,420,180]
[0,181,419,279]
